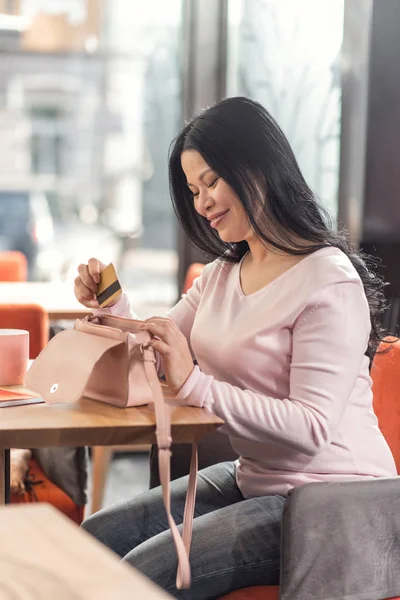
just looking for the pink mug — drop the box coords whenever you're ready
[0,329,29,386]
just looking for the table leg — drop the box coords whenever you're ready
[90,446,113,516]
[0,449,10,505]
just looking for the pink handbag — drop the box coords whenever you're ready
[26,313,198,589]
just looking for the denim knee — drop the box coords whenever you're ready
[81,509,132,558]
[122,531,181,597]
[81,511,108,544]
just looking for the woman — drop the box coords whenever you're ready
[75,97,396,599]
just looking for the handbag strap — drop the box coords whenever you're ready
[141,345,198,590]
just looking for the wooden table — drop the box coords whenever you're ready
[0,383,223,504]
[0,281,91,320]
[0,503,172,599]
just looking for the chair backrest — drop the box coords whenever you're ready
[0,304,49,359]
[182,263,205,295]
[0,251,28,281]
[371,337,400,474]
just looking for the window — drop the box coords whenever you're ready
[30,106,64,175]
[227,0,344,219]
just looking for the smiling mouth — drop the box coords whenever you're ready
[209,210,229,228]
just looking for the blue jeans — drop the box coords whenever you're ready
[82,461,285,599]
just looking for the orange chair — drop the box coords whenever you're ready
[0,251,28,281]
[182,262,205,295]
[370,337,400,473]
[11,459,84,525]
[0,304,49,359]
[219,338,400,600]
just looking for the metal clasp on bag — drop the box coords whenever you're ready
[139,343,156,363]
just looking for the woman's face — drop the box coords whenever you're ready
[181,149,254,244]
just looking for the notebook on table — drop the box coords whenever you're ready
[0,388,44,408]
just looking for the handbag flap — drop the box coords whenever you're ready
[26,328,125,404]
[88,313,143,333]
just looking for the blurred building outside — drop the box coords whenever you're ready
[0,0,347,322]
[0,0,181,317]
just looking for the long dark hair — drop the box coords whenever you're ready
[169,96,387,360]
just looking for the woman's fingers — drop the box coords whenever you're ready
[74,275,93,298]
[77,263,97,292]
[141,318,177,342]
[74,269,98,308]
[74,278,99,308]
[88,257,106,284]
[143,316,174,325]
[149,339,170,355]
[74,258,107,308]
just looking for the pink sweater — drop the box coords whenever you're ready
[99,247,396,497]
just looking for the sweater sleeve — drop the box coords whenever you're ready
[175,281,371,456]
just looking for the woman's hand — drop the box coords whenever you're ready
[74,257,108,309]
[139,317,194,395]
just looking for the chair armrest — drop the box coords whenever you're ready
[280,477,400,600]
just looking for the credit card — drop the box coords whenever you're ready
[96,263,122,308]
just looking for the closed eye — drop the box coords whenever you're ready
[188,176,219,199]
[207,177,219,189]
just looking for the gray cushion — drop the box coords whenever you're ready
[280,477,400,600]
[32,447,87,506]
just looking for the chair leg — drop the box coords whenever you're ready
[90,446,113,515]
